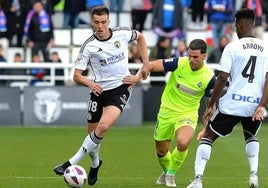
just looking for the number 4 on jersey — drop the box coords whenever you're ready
[242,56,256,83]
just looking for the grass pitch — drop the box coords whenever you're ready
[0,123,267,188]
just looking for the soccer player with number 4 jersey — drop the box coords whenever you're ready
[187,8,268,188]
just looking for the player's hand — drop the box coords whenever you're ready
[202,107,213,126]
[252,106,265,121]
[89,83,103,96]
[123,74,142,88]
[197,128,206,140]
[140,63,150,80]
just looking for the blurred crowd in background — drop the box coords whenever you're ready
[0,0,268,87]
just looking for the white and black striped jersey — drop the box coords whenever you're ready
[218,37,268,117]
[74,27,137,91]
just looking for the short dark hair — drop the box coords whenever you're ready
[157,36,169,46]
[91,6,109,18]
[51,51,58,55]
[189,39,207,54]
[14,52,21,57]
[235,8,255,21]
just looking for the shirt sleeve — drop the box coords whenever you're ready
[130,30,138,42]
[74,49,90,70]
[204,75,216,97]
[218,44,232,73]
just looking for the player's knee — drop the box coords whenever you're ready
[156,147,169,157]
[87,123,97,133]
[177,145,188,152]
[97,122,110,134]
[176,139,190,151]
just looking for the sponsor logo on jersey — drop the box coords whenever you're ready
[232,94,260,104]
[107,52,125,64]
[75,55,83,66]
[176,83,199,95]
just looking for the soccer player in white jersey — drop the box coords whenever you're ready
[53,6,149,186]
[187,8,268,188]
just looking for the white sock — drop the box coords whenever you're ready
[89,144,101,168]
[246,141,259,173]
[69,146,87,165]
[69,133,99,165]
[195,140,212,176]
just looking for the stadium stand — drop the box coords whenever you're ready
[7,48,25,62]
[54,29,72,46]
[72,28,93,46]
[71,47,80,62]
[142,30,158,48]
[3,3,268,86]
[119,12,132,27]
[50,47,71,64]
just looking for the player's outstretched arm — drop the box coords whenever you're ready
[123,59,165,87]
[122,71,142,87]
[252,72,268,121]
[136,31,149,79]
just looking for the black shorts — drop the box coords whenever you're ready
[87,84,131,123]
[209,109,261,137]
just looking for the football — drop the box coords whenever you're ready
[63,165,87,188]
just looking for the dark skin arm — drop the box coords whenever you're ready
[252,72,268,121]
[195,71,229,140]
[202,71,229,125]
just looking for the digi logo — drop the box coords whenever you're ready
[232,94,260,104]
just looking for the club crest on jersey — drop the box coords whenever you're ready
[114,41,121,48]
[197,81,202,88]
